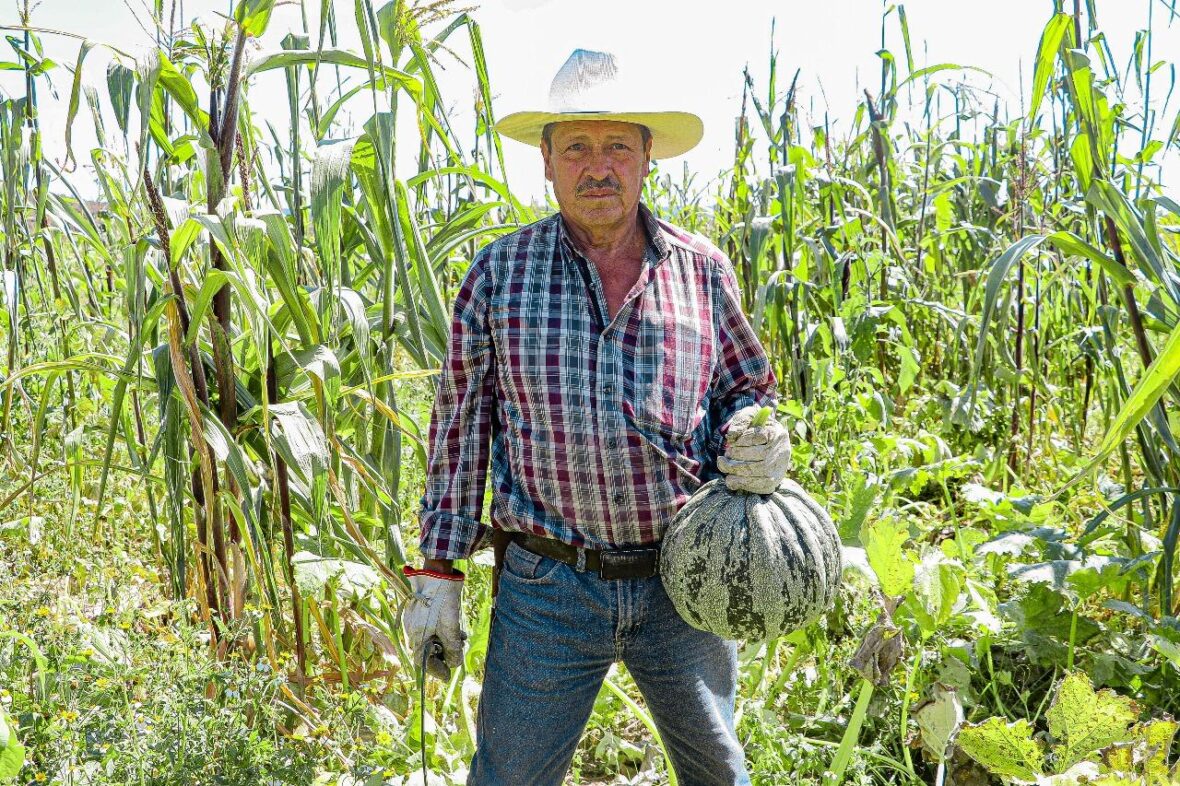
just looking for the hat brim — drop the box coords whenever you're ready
[495,111,703,160]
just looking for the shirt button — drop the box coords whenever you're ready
[607,437,618,449]
[604,383,615,394]
[613,492,625,504]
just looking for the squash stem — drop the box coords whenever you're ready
[898,650,921,781]
[750,405,773,428]
[825,677,874,786]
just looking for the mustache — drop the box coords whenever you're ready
[576,177,621,195]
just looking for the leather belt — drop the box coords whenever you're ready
[511,532,660,579]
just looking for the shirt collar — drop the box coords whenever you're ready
[556,202,672,268]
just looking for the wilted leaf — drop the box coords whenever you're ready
[341,608,399,663]
[1036,761,1101,784]
[914,683,964,762]
[1046,671,1138,770]
[1102,741,1134,775]
[269,402,329,484]
[279,344,341,387]
[849,611,904,687]
[957,717,1044,780]
[292,551,381,601]
[1085,775,1140,786]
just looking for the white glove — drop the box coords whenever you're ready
[402,567,466,681]
[716,404,791,495]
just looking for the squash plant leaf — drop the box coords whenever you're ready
[861,518,914,598]
[1045,671,1139,770]
[1140,718,1177,783]
[912,551,963,631]
[956,717,1044,781]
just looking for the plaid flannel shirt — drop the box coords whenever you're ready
[418,204,776,561]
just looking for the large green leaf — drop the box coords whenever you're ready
[106,59,135,135]
[957,717,1044,780]
[1086,180,1178,303]
[310,137,359,283]
[1061,316,1180,490]
[234,0,277,37]
[245,49,420,98]
[860,518,914,597]
[1046,671,1139,770]
[201,406,257,530]
[154,51,211,145]
[1029,13,1074,125]
[1045,231,1135,288]
[912,551,963,631]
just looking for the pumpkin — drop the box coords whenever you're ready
[660,420,842,640]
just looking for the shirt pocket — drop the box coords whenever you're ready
[491,305,592,420]
[627,306,713,440]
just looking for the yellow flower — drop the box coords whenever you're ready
[35,773,47,783]
[60,710,79,723]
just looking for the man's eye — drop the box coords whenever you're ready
[566,143,585,152]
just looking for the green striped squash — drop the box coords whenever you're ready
[660,478,843,640]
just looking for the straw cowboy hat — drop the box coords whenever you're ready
[495,49,704,160]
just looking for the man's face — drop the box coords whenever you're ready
[542,120,651,233]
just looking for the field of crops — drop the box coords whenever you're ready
[1,0,1180,783]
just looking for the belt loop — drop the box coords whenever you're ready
[575,548,587,573]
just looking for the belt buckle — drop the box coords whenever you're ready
[598,547,660,580]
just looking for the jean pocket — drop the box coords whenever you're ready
[502,540,562,584]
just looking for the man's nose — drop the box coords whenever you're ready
[582,148,615,174]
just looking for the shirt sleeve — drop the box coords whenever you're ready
[707,254,777,459]
[418,250,496,561]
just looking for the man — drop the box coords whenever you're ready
[402,49,791,786]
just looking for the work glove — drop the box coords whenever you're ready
[716,404,791,495]
[401,567,466,681]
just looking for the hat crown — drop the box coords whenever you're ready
[494,48,704,159]
[548,49,622,113]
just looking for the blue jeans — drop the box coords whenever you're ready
[468,540,751,786]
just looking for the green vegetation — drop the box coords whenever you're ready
[2,0,1180,783]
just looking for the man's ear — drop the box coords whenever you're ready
[542,141,553,182]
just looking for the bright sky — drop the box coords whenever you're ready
[2,0,1178,202]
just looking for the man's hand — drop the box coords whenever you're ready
[402,566,466,681]
[717,404,791,495]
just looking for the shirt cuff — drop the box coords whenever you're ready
[419,511,485,561]
[403,565,465,581]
